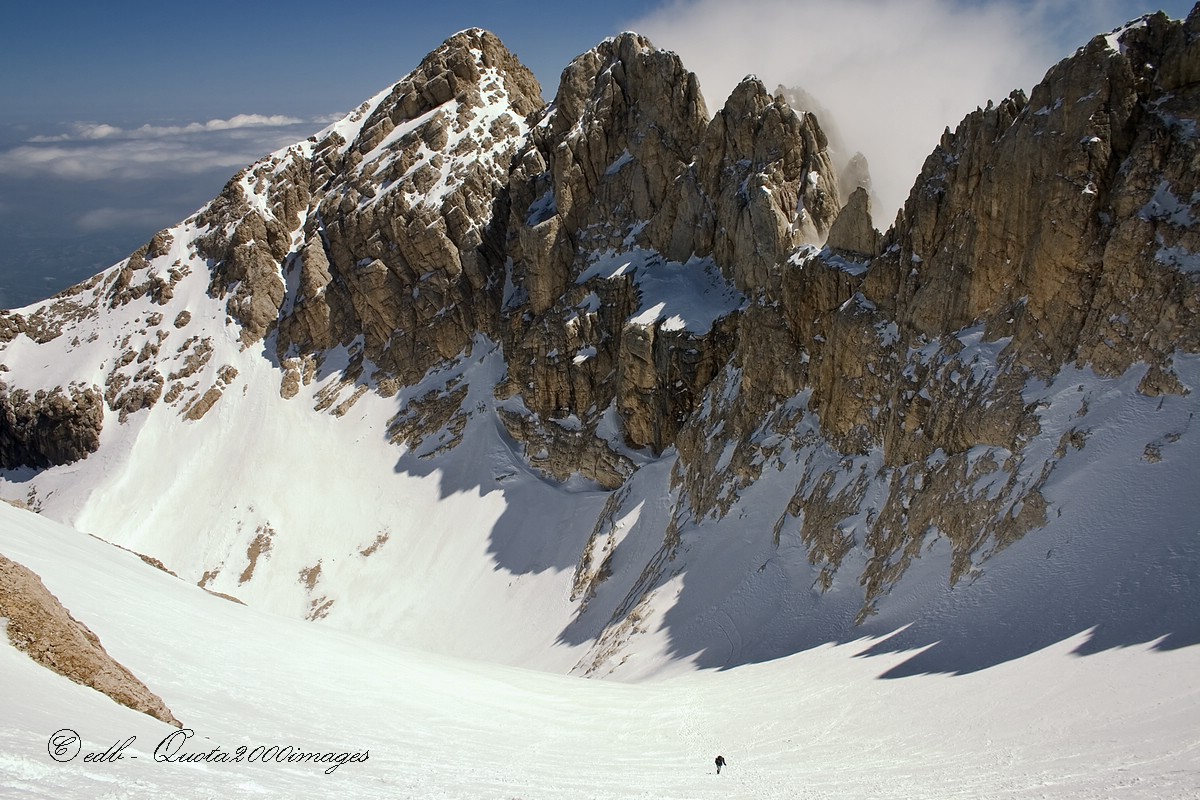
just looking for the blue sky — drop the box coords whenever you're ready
[1,0,663,126]
[0,0,1194,307]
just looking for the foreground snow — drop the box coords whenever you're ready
[1,503,1197,799]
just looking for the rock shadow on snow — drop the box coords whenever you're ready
[647,506,1200,678]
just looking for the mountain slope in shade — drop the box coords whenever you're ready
[0,9,1199,683]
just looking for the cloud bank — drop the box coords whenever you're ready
[0,115,321,181]
[28,114,307,142]
[626,0,1150,225]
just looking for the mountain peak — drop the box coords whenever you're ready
[550,29,706,137]
[372,27,543,133]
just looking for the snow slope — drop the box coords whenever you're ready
[0,202,607,671]
[2,502,1198,799]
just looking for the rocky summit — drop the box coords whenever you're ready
[1,13,1199,678]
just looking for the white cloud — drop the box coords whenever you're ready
[29,114,308,143]
[626,0,1143,224]
[0,117,318,181]
[0,140,264,180]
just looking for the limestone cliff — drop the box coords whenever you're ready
[657,8,1200,626]
[497,36,840,467]
[274,28,544,387]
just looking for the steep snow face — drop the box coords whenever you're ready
[1,328,606,671]
[2,504,1199,799]
[570,353,1200,681]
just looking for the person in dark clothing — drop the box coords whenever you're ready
[715,755,726,774]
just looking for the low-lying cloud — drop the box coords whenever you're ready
[0,140,262,181]
[29,114,308,143]
[0,115,323,181]
[627,0,1152,225]
[0,112,335,308]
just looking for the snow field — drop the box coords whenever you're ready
[2,502,1198,799]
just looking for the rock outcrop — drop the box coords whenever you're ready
[510,32,709,305]
[670,8,1200,620]
[277,28,544,388]
[868,11,1200,379]
[497,36,840,459]
[825,187,882,258]
[0,383,103,469]
[0,553,181,726]
[652,76,841,290]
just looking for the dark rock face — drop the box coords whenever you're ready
[825,187,881,258]
[655,76,841,290]
[496,36,841,458]
[0,384,103,469]
[498,33,720,458]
